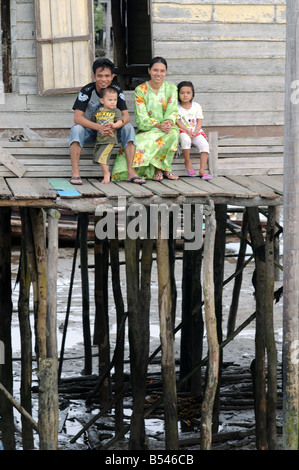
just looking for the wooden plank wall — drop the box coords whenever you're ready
[151,0,286,137]
[1,0,286,139]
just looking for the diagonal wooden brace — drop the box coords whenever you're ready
[0,146,27,177]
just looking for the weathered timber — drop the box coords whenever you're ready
[265,206,278,449]
[0,208,15,449]
[79,213,92,375]
[93,214,110,406]
[200,204,219,450]
[38,358,58,450]
[227,209,249,336]
[18,209,34,449]
[248,207,267,450]
[157,217,179,450]
[110,236,126,433]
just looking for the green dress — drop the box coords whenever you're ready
[111,80,179,181]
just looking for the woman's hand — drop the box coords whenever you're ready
[160,120,172,134]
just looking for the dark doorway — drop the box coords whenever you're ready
[111,0,151,89]
[1,0,12,93]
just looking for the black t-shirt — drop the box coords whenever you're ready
[72,81,127,121]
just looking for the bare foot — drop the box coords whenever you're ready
[101,172,111,184]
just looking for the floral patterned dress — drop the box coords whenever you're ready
[111,80,179,181]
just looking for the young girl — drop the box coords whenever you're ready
[177,81,212,179]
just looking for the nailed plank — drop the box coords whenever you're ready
[252,175,283,195]
[49,178,82,198]
[226,176,279,199]
[115,181,154,198]
[0,178,13,199]
[6,178,56,199]
[89,179,132,199]
[74,179,106,197]
[208,176,257,198]
[0,146,27,177]
[143,180,180,197]
[161,178,209,197]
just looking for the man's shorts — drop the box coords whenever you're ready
[69,122,135,149]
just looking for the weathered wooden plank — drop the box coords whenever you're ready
[6,178,56,199]
[142,180,180,197]
[0,146,27,177]
[153,23,286,41]
[115,181,154,198]
[161,178,209,197]
[89,179,132,199]
[0,178,13,199]
[168,59,285,76]
[205,176,257,197]
[253,175,284,194]
[155,40,286,59]
[226,176,280,199]
[74,179,106,197]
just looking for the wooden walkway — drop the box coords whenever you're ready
[0,175,283,211]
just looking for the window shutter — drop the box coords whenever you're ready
[34,0,94,95]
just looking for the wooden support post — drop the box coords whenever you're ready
[265,206,278,449]
[283,0,299,449]
[125,207,153,450]
[18,209,34,449]
[208,132,219,177]
[30,208,47,360]
[0,207,15,450]
[180,205,204,393]
[200,203,219,450]
[247,207,267,450]
[79,213,92,375]
[94,213,110,405]
[47,209,60,360]
[38,358,58,450]
[157,215,178,450]
[227,208,249,335]
[213,204,226,432]
[110,237,125,433]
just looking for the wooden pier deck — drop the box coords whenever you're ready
[0,174,283,211]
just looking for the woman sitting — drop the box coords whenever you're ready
[112,57,179,182]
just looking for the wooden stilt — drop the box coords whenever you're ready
[110,236,125,433]
[30,208,47,360]
[247,207,267,450]
[0,207,15,450]
[38,358,58,449]
[180,205,203,394]
[200,203,219,450]
[265,206,278,449]
[125,231,151,450]
[94,213,110,405]
[79,213,92,375]
[47,209,60,359]
[58,218,80,381]
[18,208,34,449]
[227,208,249,335]
[157,215,178,450]
[213,204,226,433]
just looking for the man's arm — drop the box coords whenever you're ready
[121,109,130,126]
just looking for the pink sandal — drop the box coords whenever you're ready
[199,174,212,180]
[186,168,197,177]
